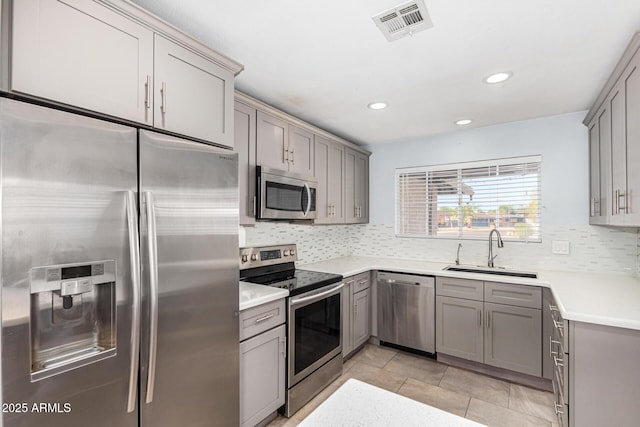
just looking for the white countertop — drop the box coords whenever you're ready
[299,256,640,331]
[239,281,288,311]
[299,379,485,427]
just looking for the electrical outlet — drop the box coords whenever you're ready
[551,240,570,255]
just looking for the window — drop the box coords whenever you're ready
[396,156,542,242]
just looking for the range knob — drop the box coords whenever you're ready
[290,250,295,256]
[241,255,248,263]
[250,254,258,261]
[283,250,289,256]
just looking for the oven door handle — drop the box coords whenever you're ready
[290,283,344,306]
[302,183,312,217]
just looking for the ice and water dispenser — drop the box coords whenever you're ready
[29,260,117,381]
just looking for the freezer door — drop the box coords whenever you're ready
[0,99,138,426]
[139,130,239,427]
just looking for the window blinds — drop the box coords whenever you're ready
[395,156,542,242]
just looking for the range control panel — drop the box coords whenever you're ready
[239,244,298,269]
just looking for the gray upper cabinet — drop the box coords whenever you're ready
[153,35,234,147]
[256,111,289,170]
[314,135,345,224]
[11,0,154,124]
[288,126,314,176]
[10,0,241,148]
[345,148,370,224]
[256,112,314,174]
[585,32,640,226]
[234,101,257,225]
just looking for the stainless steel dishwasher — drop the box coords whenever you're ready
[377,271,435,353]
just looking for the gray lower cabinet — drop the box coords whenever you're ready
[239,300,286,427]
[436,277,542,377]
[342,272,371,357]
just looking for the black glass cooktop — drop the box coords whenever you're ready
[242,267,343,297]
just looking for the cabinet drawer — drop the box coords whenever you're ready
[436,277,483,301]
[484,282,541,309]
[239,299,285,341]
[353,272,370,293]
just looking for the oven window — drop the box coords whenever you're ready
[294,292,340,375]
[265,182,316,212]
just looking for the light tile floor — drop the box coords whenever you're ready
[267,344,558,427]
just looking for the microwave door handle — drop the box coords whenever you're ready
[303,183,311,217]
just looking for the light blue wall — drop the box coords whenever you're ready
[366,111,589,226]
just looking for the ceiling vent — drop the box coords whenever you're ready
[372,0,433,42]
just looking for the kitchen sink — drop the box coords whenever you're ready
[443,265,538,279]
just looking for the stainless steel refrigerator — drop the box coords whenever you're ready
[0,98,239,426]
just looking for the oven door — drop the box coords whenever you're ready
[257,166,317,220]
[288,282,343,387]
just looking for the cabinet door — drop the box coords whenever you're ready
[345,148,358,223]
[353,289,370,349]
[154,35,234,147]
[328,142,345,223]
[588,118,601,220]
[289,126,314,175]
[240,324,286,427]
[313,135,331,224]
[12,0,153,124]
[436,296,483,362]
[610,81,626,221]
[234,101,256,225]
[484,303,542,376]
[256,111,289,170]
[342,278,354,357]
[597,106,611,218]
[624,55,640,223]
[355,151,369,223]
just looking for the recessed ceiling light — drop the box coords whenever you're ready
[455,119,473,126]
[368,102,388,110]
[483,72,513,84]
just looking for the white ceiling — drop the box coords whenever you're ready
[131,0,640,146]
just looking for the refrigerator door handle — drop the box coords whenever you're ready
[126,191,141,413]
[144,191,159,404]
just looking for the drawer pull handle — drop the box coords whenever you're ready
[553,319,564,331]
[553,355,564,368]
[554,402,564,415]
[549,336,561,357]
[548,303,558,312]
[255,313,274,323]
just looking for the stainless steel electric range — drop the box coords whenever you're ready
[239,244,344,417]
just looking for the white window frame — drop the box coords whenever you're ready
[395,155,542,242]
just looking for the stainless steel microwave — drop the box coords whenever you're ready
[256,166,317,220]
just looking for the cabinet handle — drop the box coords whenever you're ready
[290,149,294,165]
[553,355,564,368]
[478,310,482,327]
[617,189,627,213]
[548,303,558,312]
[255,313,274,323]
[281,337,286,358]
[354,302,357,316]
[554,402,564,415]
[553,319,564,331]
[144,75,151,110]
[549,335,561,357]
[486,311,490,329]
[160,82,167,114]
[283,146,289,163]
[252,196,256,216]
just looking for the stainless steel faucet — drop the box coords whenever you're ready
[455,243,462,265]
[488,229,504,268]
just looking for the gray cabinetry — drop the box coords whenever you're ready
[234,101,257,225]
[10,0,240,148]
[585,32,640,226]
[436,277,542,376]
[436,295,484,362]
[256,112,314,175]
[342,272,371,358]
[345,148,369,223]
[11,0,154,124]
[314,135,345,224]
[239,299,286,427]
[153,35,234,147]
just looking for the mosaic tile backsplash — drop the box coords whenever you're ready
[242,223,640,275]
